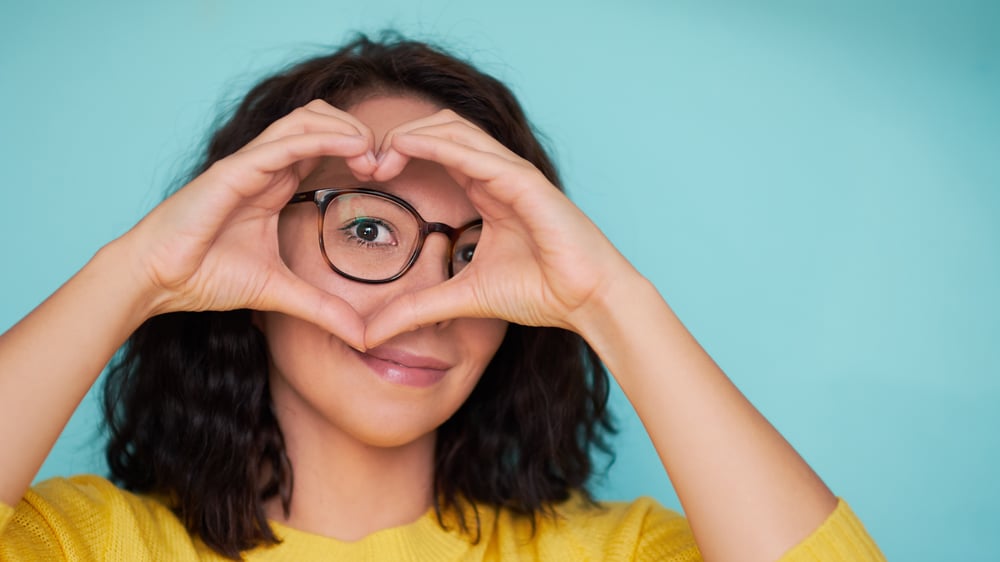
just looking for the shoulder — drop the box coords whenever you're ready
[486,493,700,562]
[25,474,163,514]
[485,495,883,562]
[778,498,887,561]
[1,475,209,560]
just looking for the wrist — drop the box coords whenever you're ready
[569,266,665,352]
[91,234,169,326]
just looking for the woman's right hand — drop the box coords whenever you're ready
[123,99,372,349]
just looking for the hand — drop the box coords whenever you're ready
[124,100,376,349]
[364,110,637,346]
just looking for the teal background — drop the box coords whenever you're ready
[2,1,998,559]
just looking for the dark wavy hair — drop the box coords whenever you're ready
[103,33,614,559]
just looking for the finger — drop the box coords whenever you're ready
[403,119,519,160]
[376,108,500,153]
[344,152,379,183]
[374,108,461,154]
[243,100,378,178]
[244,100,372,149]
[372,110,466,181]
[370,144,414,183]
[372,111,519,181]
[265,270,367,351]
[364,280,485,348]
[300,100,381,180]
[210,132,370,198]
[301,99,375,141]
[386,132,547,206]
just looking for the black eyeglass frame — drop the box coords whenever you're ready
[287,188,483,284]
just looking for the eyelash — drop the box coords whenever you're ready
[338,218,397,247]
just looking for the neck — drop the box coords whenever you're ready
[266,413,437,542]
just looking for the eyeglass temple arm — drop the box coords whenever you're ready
[287,191,315,205]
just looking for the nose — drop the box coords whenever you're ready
[376,233,454,330]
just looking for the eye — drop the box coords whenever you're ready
[451,224,482,274]
[454,243,476,265]
[341,218,398,247]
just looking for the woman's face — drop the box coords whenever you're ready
[260,95,508,449]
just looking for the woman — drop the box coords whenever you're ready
[0,35,883,560]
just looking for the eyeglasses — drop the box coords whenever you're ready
[286,188,482,284]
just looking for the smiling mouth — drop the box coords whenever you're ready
[362,347,451,370]
[355,348,450,387]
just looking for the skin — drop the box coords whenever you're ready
[365,101,839,559]
[260,97,507,539]
[0,93,838,560]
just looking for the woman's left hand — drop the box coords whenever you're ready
[365,112,849,562]
[364,110,637,346]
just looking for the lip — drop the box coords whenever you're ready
[355,347,451,388]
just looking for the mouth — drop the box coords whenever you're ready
[354,347,451,388]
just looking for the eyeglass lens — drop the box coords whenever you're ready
[321,193,481,281]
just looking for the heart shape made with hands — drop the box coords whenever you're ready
[312,105,516,349]
[304,127,516,349]
[300,104,612,352]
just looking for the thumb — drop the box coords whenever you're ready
[364,280,483,348]
[265,271,367,351]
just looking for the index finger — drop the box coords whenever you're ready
[243,99,375,151]
[263,266,367,351]
[372,110,522,182]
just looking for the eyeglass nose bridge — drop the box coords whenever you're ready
[423,221,462,241]
[415,221,467,278]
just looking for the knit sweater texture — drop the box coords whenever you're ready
[0,475,884,561]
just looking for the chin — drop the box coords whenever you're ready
[331,397,454,449]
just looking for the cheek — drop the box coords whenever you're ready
[279,211,379,314]
[278,211,324,282]
[457,319,509,367]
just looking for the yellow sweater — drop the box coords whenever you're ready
[0,475,883,561]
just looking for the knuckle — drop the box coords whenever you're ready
[205,158,246,187]
[440,109,474,128]
[303,99,329,110]
[207,157,235,177]
[289,105,312,120]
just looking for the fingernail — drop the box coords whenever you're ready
[365,150,377,167]
[375,150,388,165]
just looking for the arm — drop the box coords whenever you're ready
[0,100,375,507]
[574,269,836,561]
[0,240,156,505]
[364,111,854,561]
